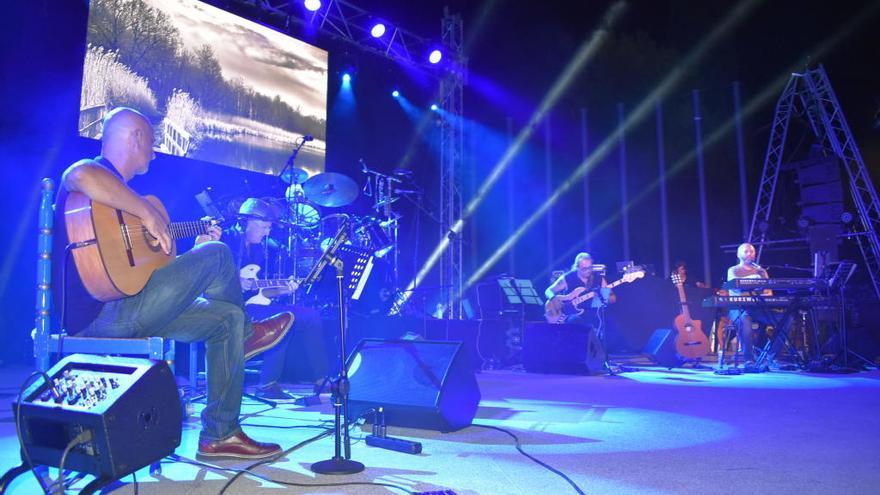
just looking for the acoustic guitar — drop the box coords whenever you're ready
[670,273,710,360]
[64,192,219,302]
[544,270,645,323]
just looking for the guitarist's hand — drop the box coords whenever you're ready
[141,204,172,255]
[285,277,300,293]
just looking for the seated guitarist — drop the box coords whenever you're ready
[544,252,615,325]
[52,107,293,460]
[197,197,327,400]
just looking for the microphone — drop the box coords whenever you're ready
[302,134,314,142]
[747,260,765,271]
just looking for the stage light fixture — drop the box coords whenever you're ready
[371,23,386,38]
[429,49,443,64]
[430,103,439,111]
[342,73,352,83]
[392,90,400,98]
[304,0,321,12]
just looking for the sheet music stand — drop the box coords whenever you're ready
[497,278,543,306]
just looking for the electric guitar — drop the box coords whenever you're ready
[239,264,301,306]
[64,192,220,302]
[544,270,645,323]
[670,273,710,360]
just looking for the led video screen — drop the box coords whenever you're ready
[79,0,328,176]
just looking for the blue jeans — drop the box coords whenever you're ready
[82,242,250,442]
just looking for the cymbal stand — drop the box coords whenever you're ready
[279,137,309,303]
[360,160,402,291]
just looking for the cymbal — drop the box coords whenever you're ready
[280,167,309,184]
[302,172,358,207]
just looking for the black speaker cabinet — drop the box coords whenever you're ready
[522,323,606,375]
[346,339,481,432]
[13,354,182,479]
[643,328,683,368]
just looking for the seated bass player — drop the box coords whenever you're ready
[544,252,615,325]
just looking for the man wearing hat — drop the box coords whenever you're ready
[199,197,327,399]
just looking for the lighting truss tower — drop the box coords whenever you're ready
[748,65,880,299]
[438,8,465,319]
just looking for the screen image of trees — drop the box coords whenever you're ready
[80,0,328,175]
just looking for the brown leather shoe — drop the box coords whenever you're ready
[244,312,294,361]
[196,430,282,460]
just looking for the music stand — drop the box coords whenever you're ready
[497,278,544,321]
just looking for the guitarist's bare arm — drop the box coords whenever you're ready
[63,161,172,254]
[599,276,617,303]
[544,276,567,301]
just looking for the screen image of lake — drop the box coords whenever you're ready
[193,134,325,176]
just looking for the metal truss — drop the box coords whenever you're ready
[439,9,464,319]
[748,66,880,299]
[747,75,798,257]
[248,0,449,73]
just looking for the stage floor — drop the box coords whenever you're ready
[1,360,878,495]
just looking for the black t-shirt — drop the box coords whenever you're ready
[562,269,604,293]
[51,157,121,334]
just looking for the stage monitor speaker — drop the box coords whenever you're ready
[346,339,480,432]
[643,328,682,368]
[13,354,182,479]
[522,323,606,375]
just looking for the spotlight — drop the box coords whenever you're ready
[304,0,321,12]
[430,103,439,111]
[428,49,442,64]
[392,90,400,98]
[841,211,854,224]
[370,23,386,38]
[342,73,351,83]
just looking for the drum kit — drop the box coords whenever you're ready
[268,163,410,309]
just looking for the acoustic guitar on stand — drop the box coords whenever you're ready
[670,272,710,360]
[64,192,221,302]
[544,270,645,323]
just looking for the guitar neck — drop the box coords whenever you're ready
[251,278,303,289]
[675,283,693,321]
[167,220,212,240]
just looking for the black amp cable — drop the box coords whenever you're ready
[473,424,587,495]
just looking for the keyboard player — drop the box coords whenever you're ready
[726,242,770,367]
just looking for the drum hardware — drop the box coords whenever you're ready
[360,160,407,291]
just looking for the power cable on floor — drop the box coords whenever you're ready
[473,423,586,495]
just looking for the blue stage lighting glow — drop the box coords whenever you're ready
[429,49,443,64]
[342,73,351,83]
[370,23,386,38]
[304,0,321,12]
[430,103,439,111]
[392,90,400,98]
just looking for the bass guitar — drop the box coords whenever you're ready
[544,270,645,323]
[670,272,710,360]
[239,264,301,306]
[64,192,220,302]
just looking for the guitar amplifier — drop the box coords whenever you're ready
[14,354,182,479]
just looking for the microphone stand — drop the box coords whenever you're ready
[309,223,364,475]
